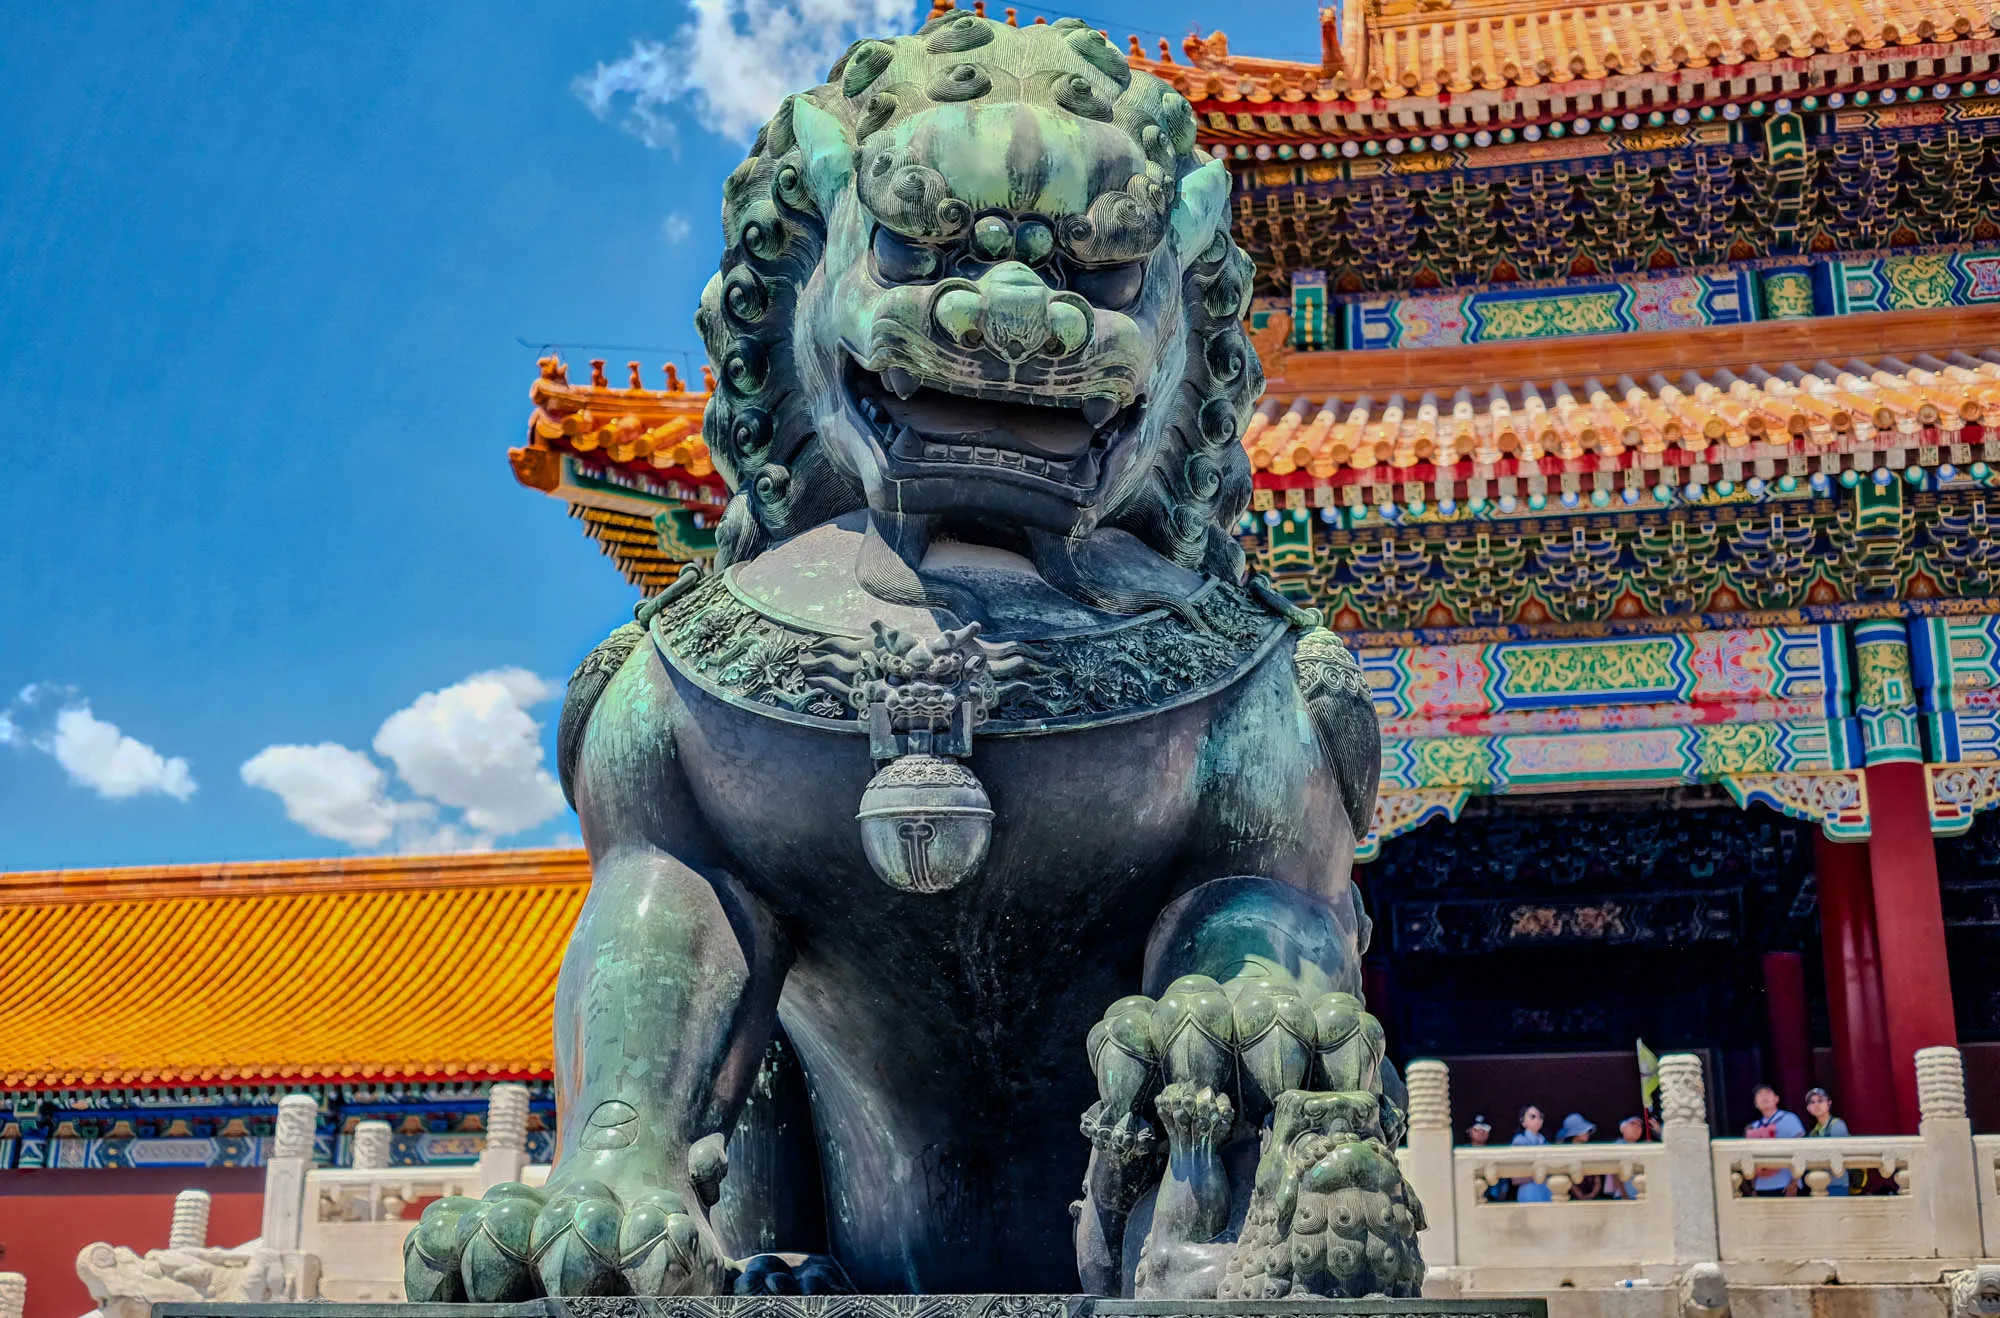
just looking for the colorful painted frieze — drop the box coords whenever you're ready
[1379,718,1855,793]
[1817,247,2000,315]
[1915,614,2000,764]
[1361,628,1845,721]
[1342,270,1758,349]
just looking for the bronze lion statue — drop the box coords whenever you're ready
[405,12,1420,1300]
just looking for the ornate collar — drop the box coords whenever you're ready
[648,565,1288,739]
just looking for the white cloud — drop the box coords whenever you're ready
[0,687,196,802]
[50,706,198,800]
[240,743,404,848]
[242,668,565,854]
[371,668,565,838]
[663,212,693,245]
[573,0,918,148]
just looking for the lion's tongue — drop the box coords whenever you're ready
[881,386,1096,458]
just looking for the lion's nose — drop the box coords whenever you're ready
[934,263,1091,364]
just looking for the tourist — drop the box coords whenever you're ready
[1513,1104,1553,1202]
[1804,1088,1849,1138]
[1744,1084,1806,1195]
[1557,1113,1608,1198]
[1609,1113,1648,1199]
[1467,1115,1511,1200]
[1804,1088,1853,1196]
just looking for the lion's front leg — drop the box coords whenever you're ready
[1075,877,1425,1300]
[406,843,792,1300]
[407,647,806,1301]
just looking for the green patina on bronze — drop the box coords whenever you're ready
[407,14,1416,1303]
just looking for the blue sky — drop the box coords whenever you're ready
[0,0,1318,871]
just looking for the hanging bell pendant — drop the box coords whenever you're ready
[855,754,993,894]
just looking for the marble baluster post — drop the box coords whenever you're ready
[1402,1059,1457,1267]
[1917,1046,1981,1261]
[261,1094,319,1253]
[1660,1053,1719,1266]
[476,1083,530,1191]
[169,1189,211,1250]
[351,1120,392,1170]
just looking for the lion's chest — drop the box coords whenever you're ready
[649,566,1296,930]
[671,680,1218,921]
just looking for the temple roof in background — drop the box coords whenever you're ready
[510,305,1999,605]
[1117,0,1998,117]
[0,851,585,1089]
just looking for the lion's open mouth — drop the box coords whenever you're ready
[847,360,1141,495]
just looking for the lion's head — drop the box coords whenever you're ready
[694,13,1262,597]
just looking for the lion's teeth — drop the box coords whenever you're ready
[1082,395,1119,429]
[882,367,920,400]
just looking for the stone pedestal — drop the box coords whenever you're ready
[157,1299,1547,1318]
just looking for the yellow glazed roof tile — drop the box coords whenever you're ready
[1106,0,1996,103]
[0,850,588,1090]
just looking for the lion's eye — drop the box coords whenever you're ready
[1068,260,1145,311]
[872,228,940,284]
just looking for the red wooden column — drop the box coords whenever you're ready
[1866,760,1958,1132]
[1812,832,1897,1134]
[1851,620,1957,1133]
[1760,950,1811,1115]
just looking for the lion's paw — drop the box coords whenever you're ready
[404,1182,545,1302]
[401,1176,727,1300]
[1218,1090,1424,1300]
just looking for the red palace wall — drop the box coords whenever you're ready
[0,1168,264,1318]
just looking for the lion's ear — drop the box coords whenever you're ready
[1170,157,1231,260]
[791,98,855,215]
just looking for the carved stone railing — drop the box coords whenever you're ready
[289,1083,541,1301]
[299,1167,481,1301]
[1454,1144,1678,1280]
[1710,1136,1931,1263]
[1417,1046,1992,1294]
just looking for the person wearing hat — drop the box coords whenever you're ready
[1557,1112,1607,1198]
[1466,1116,1511,1200]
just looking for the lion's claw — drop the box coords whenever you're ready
[1156,1082,1234,1157]
[1081,1100,1159,1162]
[403,1177,725,1300]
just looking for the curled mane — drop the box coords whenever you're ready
[693,14,1263,584]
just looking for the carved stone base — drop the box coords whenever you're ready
[157,1296,1546,1318]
